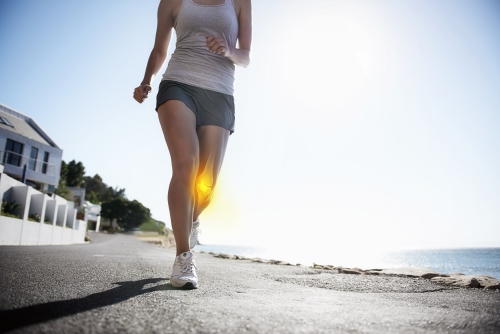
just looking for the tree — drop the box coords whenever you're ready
[54,186,73,201]
[120,200,151,230]
[56,160,152,230]
[100,197,127,227]
[83,174,107,202]
[84,174,126,203]
[103,186,126,203]
[54,160,72,200]
[87,191,100,204]
[66,160,85,187]
[83,174,104,197]
[59,161,68,186]
[101,198,151,230]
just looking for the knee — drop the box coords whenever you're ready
[196,178,215,204]
[172,156,198,183]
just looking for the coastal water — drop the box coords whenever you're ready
[195,245,500,279]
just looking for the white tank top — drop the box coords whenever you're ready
[162,0,239,95]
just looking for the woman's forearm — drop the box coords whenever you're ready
[141,49,168,86]
[227,47,250,68]
[133,0,173,103]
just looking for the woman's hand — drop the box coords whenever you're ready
[205,35,233,57]
[204,0,252,68]
[133,84,152,104]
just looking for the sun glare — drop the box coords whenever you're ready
[275,13,378,130]
[198,176,242,243]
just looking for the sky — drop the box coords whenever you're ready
[1,0,499,258]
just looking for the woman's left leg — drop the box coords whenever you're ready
[193,125,230,222]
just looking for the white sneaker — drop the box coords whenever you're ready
[170,251,198,289]
[190,220,200,249]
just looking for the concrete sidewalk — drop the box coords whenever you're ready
[0,233,499,333]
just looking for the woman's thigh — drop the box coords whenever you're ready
[196,125,230,187]
[158,100,199,177]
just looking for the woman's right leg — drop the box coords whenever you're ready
[157,100,199,256]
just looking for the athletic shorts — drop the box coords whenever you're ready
[156,80,235,134]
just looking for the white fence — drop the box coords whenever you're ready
[0,169,87,246]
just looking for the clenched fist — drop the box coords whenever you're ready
[133,84,152,103]
[205,35,233,57]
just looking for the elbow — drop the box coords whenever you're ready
[151,48,167,59]
[235,58,250,68]
[241,53,251,68]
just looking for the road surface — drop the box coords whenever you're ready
[1,233,499,333]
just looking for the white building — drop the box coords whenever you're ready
[84,200,102,231]
[0,103,62,192]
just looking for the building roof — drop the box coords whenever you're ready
[0,103,61,149]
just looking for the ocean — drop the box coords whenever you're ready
[195,244,500,279]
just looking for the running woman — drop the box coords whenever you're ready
[133,0,252,289]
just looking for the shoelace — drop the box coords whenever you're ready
[180,258,198,274]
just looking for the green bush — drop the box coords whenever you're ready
[2,201,22,216]
[106,226,122,234]
[139,219,166,234]
[28,213,41,222]
[139,219,158,232]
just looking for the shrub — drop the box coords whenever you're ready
[2,201,22,217]
[140,218,166,234]
[28,213,41,222]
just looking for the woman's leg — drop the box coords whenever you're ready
[157,100,199,256]
[193,125,230,222]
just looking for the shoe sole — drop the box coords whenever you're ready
[171,281,198,289]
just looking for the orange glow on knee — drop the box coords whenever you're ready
[196,180,213,194]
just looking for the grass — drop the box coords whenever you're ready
[139,218,166,233]
[1,212,20,219]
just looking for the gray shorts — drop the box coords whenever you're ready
[156,80,235,134]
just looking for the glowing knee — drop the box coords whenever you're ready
[196,182,212,194]
[196,181,213,198]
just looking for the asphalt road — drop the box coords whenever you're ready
[0,233,499,333]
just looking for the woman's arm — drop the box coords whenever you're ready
[133,0,176,103]
[205,0,252,68]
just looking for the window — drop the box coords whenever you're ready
[42,152,49,174]
[0,116,13,127]
[29,147,38,171]
[4,139,23,167]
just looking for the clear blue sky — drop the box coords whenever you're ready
[1,0,499,253]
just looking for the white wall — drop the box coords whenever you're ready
[0,216,22,245]
[0,172,87,246]
[38,222,53,245]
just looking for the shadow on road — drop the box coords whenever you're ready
[0,277,175,333]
